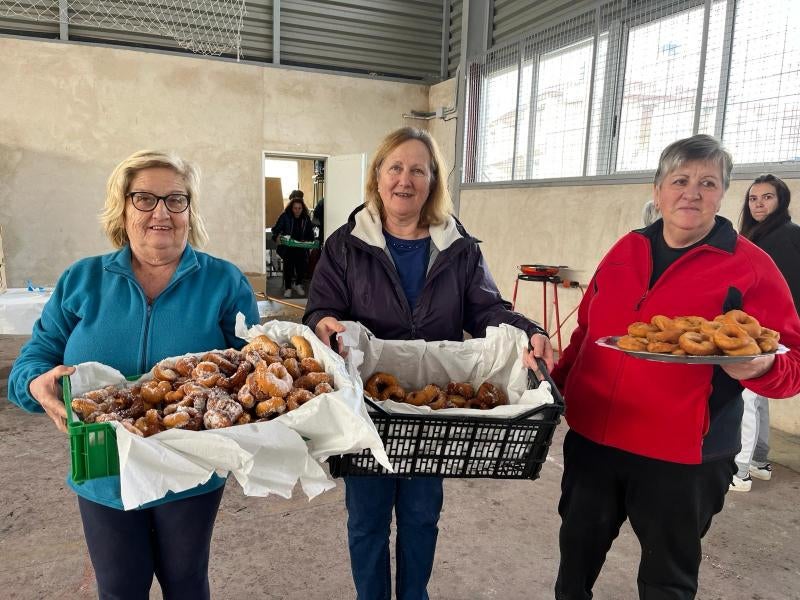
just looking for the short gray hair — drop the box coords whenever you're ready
[654,134,733,190]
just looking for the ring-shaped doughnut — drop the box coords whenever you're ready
[721,310,761,338]
[678,332,718,356]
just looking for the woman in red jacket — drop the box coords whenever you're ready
[551,135,800,599]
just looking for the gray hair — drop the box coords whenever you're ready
[653,134,733,190]
[642,199,661,226]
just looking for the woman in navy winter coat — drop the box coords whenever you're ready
[304,127,552,599]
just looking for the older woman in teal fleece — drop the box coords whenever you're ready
[8,150,259,600]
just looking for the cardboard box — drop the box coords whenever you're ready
[0,225,6,294]
[264,177,285,228]
[244,271,267,296]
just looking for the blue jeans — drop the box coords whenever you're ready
[345,476,444,600]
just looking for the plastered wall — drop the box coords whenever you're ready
[0,37,429,285]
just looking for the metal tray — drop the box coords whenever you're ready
[596,336,789,365]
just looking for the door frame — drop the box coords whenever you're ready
[261,150,329,272]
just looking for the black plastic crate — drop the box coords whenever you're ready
[329,360,564,480]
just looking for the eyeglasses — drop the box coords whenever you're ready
[127,192,190,213]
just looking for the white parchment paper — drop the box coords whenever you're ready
[67,316,392,510]
[338,322,554,417]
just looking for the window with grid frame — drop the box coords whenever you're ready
[464,0,800,184]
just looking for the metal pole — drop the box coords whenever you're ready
[510,41,523,180]
[582,6,601,176]
[59,0,68,41]
[440,0,451,81]
[692,0,713,135]
[273,0,281,65]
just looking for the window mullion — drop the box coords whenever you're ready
[605,20,629,176]
[525,48,540,180]
[692,0,713,134]
[714,0,737,139]
[582,6,602,177]
[511,41,523,180]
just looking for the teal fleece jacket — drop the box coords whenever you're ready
[8,244,260,509]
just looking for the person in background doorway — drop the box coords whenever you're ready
[642,199,661,226]
[272,190,315,298]
[313,196,325,244]
[729,174,800,491]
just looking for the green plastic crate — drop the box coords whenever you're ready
[63,375,120,483]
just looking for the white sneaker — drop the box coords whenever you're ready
[292,284,305,296]
[283,288,292,298]
[729,474,752,492]
[749,463,772,481]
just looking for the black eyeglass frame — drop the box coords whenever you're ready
[126,192,191,213]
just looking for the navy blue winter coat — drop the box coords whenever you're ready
[304,204,544,342]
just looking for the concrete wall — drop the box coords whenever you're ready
[426,78,458,196]
[0,37,429,285]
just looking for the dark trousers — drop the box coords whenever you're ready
[345,476,444,600]
[77,486,224,600]
[555,430,735,600]
[278,246,308,290]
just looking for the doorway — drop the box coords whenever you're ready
[263,152,326,302]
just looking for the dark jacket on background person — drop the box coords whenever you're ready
[752,220,800,314]
[271,212,315,243]
[551,217,800,465]
[304,204,544,342]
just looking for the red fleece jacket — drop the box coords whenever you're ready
[552,219,800,464]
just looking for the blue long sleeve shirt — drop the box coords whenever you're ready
[8,244,260,509]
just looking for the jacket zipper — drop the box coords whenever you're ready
[633,236,727,312]
[139,301,152,373]
[105,257,199,373]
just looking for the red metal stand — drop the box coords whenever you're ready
[512,274,563,355]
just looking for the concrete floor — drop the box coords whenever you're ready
[1,328,799,600]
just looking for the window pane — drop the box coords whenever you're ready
[473,47,520,183]
[529,38,595,179]
[723,0,800,163]
[616,6,706,172]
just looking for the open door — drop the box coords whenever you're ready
[324,153,367,241]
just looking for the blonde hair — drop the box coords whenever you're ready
[99,150,209,248]
[365,127,453,227]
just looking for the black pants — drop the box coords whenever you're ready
[555,430,735,600]
[77,486,224,600]
[278,246,308,290]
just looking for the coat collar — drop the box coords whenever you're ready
[349,204,465,252]
[635,215,737,253]
[103,244,200,278]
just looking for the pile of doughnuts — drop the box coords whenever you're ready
[69,334,334,437]
[616,310,780,357]
[365,372,508,410]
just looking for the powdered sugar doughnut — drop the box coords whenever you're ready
[253,362,293,398]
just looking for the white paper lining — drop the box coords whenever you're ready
[68,317,392,510]
[338,322,554,417]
